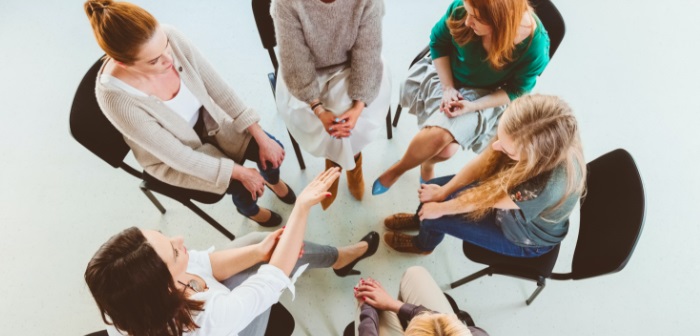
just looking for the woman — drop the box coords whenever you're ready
[85,0,293,227]
[373,0,550,195]
[353,267,488,336]
[382,95,586,257]
[85,168,381,336]
[271,0,391,209]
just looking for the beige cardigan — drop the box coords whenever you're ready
[95,25,260,194]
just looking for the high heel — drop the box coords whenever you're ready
[236,208,282,228]
[266,182,296,204]
[333,231,379,277]
[371,178,390,195]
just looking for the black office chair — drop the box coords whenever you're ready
[451,149,646,305]
[392,0,566,127]
[84,331,107,336]
[251,0,394,168]
[69,58,235,240]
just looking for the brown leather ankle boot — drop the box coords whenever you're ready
[346,153,365,200]
[321,159,341,210]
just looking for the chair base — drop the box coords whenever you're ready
[450,266,547,305]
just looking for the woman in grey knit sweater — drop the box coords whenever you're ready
[85,0,296,227]
[271,0,391,210]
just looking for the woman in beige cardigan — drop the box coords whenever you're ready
[85,0,295,227]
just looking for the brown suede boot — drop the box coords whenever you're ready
[346,153,365,201]
[321,159,341,210]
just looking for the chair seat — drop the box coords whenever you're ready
[462,241,561,279]
[142,172,225,204]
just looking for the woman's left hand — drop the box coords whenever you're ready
[334,103,364,137]
[258,136,285,170]
[418,202,446,220]
[444,99,478,118]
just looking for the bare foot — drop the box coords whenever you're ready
[248,207,272,222]
[266,180,290,198]
[332,241,369,270]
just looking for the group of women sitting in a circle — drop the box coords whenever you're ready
[83,0,585,335]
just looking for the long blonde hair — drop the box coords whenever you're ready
[405,312,472,336]
[447,0,532,70]
[457,94,586,221]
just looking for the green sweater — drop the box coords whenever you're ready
[429,0,550,101]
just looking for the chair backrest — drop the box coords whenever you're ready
[570,149,646,280]
[251,0,279,71]
[69,58,132,169]
[530,0,565,59]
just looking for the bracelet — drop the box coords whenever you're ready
[313,104,325,117]
[310,101,323,111]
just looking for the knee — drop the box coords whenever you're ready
[404,266,429,280]
[435,143,459,160]
[419,127,454,149]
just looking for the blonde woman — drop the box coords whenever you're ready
[383,95,585,256]
[353,267,488,336]
[373,0,549,195]
[272,0,391,209]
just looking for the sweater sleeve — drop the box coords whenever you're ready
[97,92,235,189]
[429,0,461,59]
[272,0,320,103]
[358,303,380,336]
[501,24,550,101]
[166,26,260,133]
[348,0,384,105]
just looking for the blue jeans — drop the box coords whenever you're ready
[227,132,283,216]
[413,175,553,258]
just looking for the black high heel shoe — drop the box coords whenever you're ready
[333,231,379,277]
[237,208,282,228]
[266,182,297,204]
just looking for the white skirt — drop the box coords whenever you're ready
[275,63,391,170]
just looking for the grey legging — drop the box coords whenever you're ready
[220,232,339,336]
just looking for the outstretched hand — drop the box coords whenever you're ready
[296,167,342,208]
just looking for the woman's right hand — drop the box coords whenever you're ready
[317,108,338,136]
[440,86,463,113]
[232,166,266,201]
[354,278,403,313]
[418,184,447,203]
[296,167,341,208]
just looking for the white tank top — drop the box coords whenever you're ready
[100,74,203,127]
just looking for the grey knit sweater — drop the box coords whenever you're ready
[271,0,384,105]
[96,25,260,194]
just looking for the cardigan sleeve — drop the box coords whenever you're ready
[358,303,380,336]
[165,26,260,133]
[97,92,235,189]
[348,0,384,105]
[429,0,461,59]
[272,0,321,103]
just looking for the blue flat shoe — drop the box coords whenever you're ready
[372,178,390,195]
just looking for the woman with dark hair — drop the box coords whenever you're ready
[84,0,293,227]
[85,168,380,336]
[373,0,550,195]
[383,95,585,257]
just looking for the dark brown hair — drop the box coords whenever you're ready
[447,0,532,70]
[84,0,158,64]
[85,227,204,336]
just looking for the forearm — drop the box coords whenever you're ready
[247,122,266,141]
[210,244,265,281]
[440,150,489,195]
[433,56,455,90]
[470,89,510,110]
[438,198,476,216]
[269,204,310,275]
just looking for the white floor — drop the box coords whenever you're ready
[1,0,699,335]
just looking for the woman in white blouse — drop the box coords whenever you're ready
[85,168,379,336]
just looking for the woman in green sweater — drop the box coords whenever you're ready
[373,0,550,195]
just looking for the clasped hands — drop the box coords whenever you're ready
[440,86,478,118]
[318,105,362,139]
[353,277,403,312]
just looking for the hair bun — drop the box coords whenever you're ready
[85,0,113,16]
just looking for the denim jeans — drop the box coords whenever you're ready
[226,131,283,216]
[413,175,553,258]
